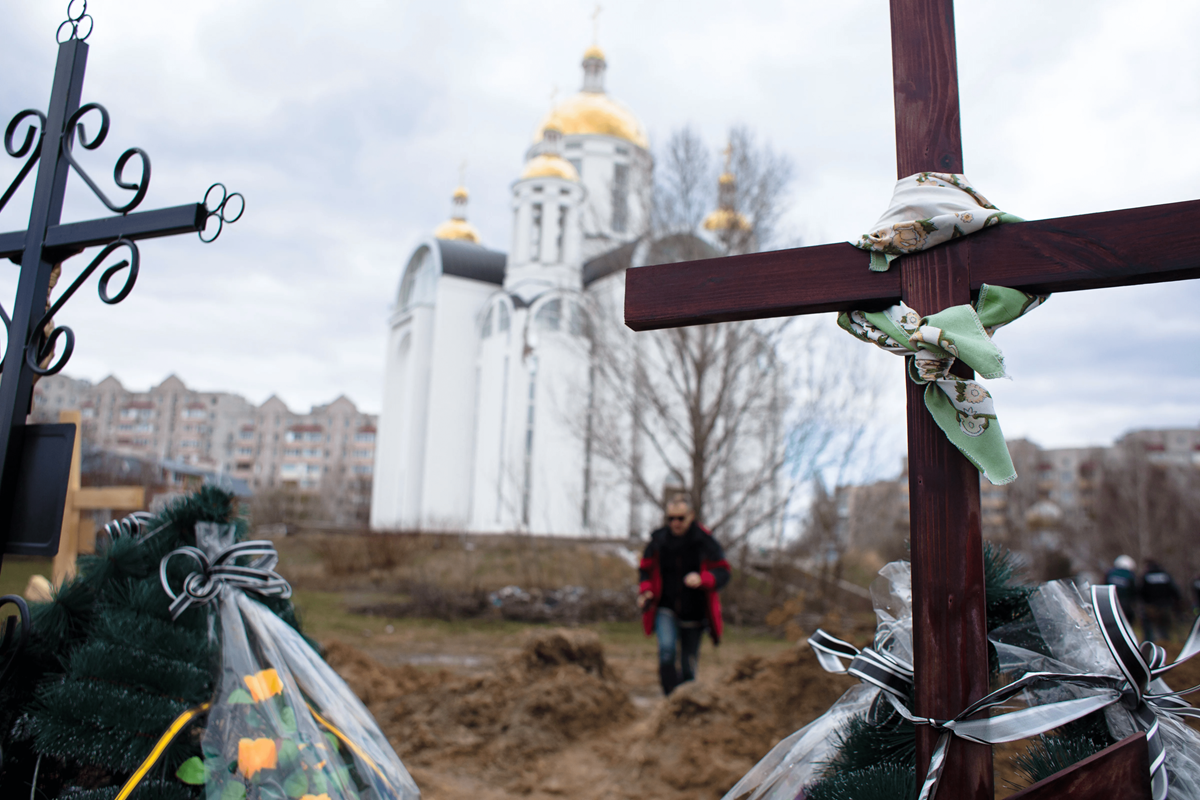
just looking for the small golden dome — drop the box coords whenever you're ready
[452,185,469,201]
[703,208,751,232]
[434,218,481,243]
[583,44,605,61]
[520,153,580,182]
[718,172,735,186]
[532,92,649,150]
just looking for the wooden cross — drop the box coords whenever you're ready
[624,1,1193,797]
[49,410,144,586]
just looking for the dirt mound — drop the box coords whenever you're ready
[362,629,635,776]
[615,648,855,795]
[322,639,447,705]
[327,630,856,800]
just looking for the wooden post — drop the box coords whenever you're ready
[51,410,83,586]
[49,410,145,586]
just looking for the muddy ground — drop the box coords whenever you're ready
[325,628,855,800]
[324,628,1200,800]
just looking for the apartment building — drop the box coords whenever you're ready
[30,375,377,504]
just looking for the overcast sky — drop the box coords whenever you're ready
[1,1,1197,471]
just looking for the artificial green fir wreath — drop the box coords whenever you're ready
[0,487,417,800]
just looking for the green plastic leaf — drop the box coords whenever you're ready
[280,705,297,732]
[283,768,309,798]
[258,783,286,800]
[277,739,301,769]
[220,781,247,800]
[226,688,254,705]
[175,756,207,785]
[310,770,328,794]
[324,731,340,752]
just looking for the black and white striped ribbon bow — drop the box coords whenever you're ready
[808,590,1200,800]
[159,540,292,620]
[807,628,914,701]
[1092,584,1200,800]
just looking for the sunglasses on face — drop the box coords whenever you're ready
[667,515,687,522]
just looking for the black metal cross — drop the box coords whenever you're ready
[0,3,242,565]
[626,1,1195,797]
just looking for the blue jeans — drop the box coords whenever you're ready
[655,607,704,695]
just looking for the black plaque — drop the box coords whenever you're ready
[5,423,75,557]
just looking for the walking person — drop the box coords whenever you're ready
[637,495,731,695]
[1140,559,1181,643]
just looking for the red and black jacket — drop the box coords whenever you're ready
[638,522,731,644]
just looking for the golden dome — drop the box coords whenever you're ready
[520,153,580,181]
[532,92,649,150]
[718,172,735,186]
[433,217,481,243]
[452,185,469,201]
[583,44,606,61]
[703,208,750,232]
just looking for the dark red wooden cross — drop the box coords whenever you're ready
[625,1,1194,797]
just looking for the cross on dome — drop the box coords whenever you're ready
[531,42,648,150]
[433,182,480,243]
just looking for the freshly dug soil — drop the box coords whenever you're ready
[326,628,855,800]
[327,629,1200,800]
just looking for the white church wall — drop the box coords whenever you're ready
[418,274,495,529]
[470,295,516,532]
[525,324,591,536]
[370,321,409,527]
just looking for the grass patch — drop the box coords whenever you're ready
[0,556,52,598]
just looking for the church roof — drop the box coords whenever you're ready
[583,237,640,286]
[436,238,506,285]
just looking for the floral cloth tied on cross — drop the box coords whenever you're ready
[852,172,1022,272]
[839,285,1045,485]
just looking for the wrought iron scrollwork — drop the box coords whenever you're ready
[0,300,10,369]
[0,595,30,694]
[1,110,47,215]
[25,238,139,376]
[200,182,245,243]
[103,510,160,541]
[61,103,150,214]
[56,0,93,44]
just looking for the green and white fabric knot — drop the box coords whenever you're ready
[838,285,1046,485]
[851,172,1022,272]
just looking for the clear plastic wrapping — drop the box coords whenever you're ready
[721,563,914,800]
[171,523,420,800]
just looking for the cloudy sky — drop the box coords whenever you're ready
[1,0,1197,470]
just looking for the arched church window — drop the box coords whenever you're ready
[498,302,511,333]
[481,306,494,339]
[399,246,435,310]
[533,298,561,332]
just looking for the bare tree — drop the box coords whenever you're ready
[580,127,881,548]
[1091,443,1200,579]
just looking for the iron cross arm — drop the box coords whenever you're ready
[624,197,1200,330]
[0,202,207,264]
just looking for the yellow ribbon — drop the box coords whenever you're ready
[307,703,395,792]
[115,702,211,800]
[113,700,395,798]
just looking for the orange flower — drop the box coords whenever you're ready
[243,668,284,702]
[238,737,277,778]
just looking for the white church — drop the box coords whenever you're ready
[370,45,746,538]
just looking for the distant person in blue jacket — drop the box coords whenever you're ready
[1104,554,1138,621]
